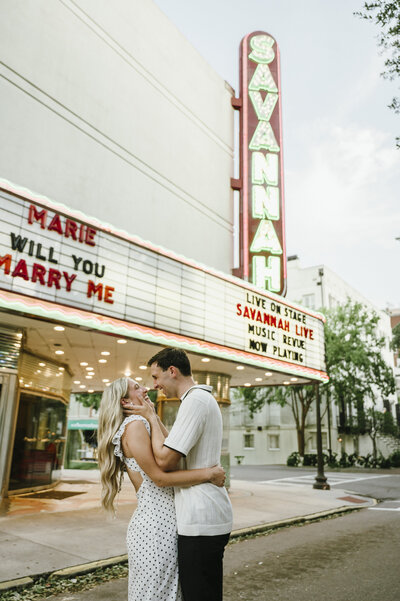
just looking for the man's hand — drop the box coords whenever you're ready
[208,465,226,487]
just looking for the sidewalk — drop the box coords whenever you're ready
[0,469,374,588]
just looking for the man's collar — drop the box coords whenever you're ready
[180,384,213,401]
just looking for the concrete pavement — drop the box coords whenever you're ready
[0,469,374,589]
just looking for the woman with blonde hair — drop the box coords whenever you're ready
[98,376,226,601]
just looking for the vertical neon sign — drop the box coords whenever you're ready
[232,31,286,296]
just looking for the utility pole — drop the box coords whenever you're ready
[313,382,330,490]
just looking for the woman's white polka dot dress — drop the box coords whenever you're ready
[112,415,182,601]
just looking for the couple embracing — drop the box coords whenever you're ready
[98,347,233,601]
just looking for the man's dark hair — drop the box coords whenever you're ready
[148,348,192,376]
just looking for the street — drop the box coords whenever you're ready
[231,465,400,501]
[224,507,400,601]
[42,467,400,601]
[45,504,400,601]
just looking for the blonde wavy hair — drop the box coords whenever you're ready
[98,377,129,514]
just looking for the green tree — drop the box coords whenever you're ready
[323,299,395,435]
[74,392,102,411]
[232,384,316,457]
[391,322,400,351]
[355,1,400,146]
[365,406,398,462]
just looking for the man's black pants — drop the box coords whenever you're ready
[178,533,230,601]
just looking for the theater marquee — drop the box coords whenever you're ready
[0,182,326,379]
[232,31,286,296]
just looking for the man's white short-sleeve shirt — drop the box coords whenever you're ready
[164,385,233,536]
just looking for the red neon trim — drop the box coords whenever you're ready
[242,34,250,280]
[0,289,328,381]
[276,43,287,291]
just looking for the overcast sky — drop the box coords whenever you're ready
[154,0,399,310]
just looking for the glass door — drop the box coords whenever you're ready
[8,393,67,491]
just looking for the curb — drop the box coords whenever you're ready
[50,554,129,579]
[0,502,374,592]
[229,502,371,538]
[0,576,33,592]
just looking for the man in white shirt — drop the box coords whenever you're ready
[128,347,233,601]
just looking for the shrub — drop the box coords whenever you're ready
[339,451,350,468]
[389,450,400,467]
[287,451,301,467]
[357,453,373,468]
[377,454,392,469]
[326,452,340,468]
[303,453,318,466]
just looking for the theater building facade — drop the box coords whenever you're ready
[0,2,327,497]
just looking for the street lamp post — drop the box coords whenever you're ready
[313,382,330,490]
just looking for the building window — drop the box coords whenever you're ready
[302,294,315,309]
[268,434,280,450]
[244,433,254,449]
[310,432,327,451]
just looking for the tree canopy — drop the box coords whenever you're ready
[391,322,400,351]
[356,1,400,146]
[323,299,395,414]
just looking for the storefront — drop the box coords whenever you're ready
[0,180,327,498]
[0,4,328,500]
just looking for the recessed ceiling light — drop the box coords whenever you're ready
[102,379,109,383]
[86,367,94,371]
[244,383,251,387]
[73,380,81,384]
[136,377,143,382]
[88,389,94,393]
[36,370,41,374]
[99,359,107,363]
[79,385,86,389]
[124,370,132,377]
[265,372,272,377]
[139,365,147,370]
[236,366,245,370]
[54,326,65,331]
[39,362,46,367]
[255,377,262,382]
[55,350,64,355]
[58,367,64,371]
[283,381,290,385]
[201,358,210,363]
[80,362,88,367]
[290,377,298,382]
[24,384,30,387]
[106,383,111,387]
[86,375,93,379]
[117,339,127,344]
[101,351,110,356]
